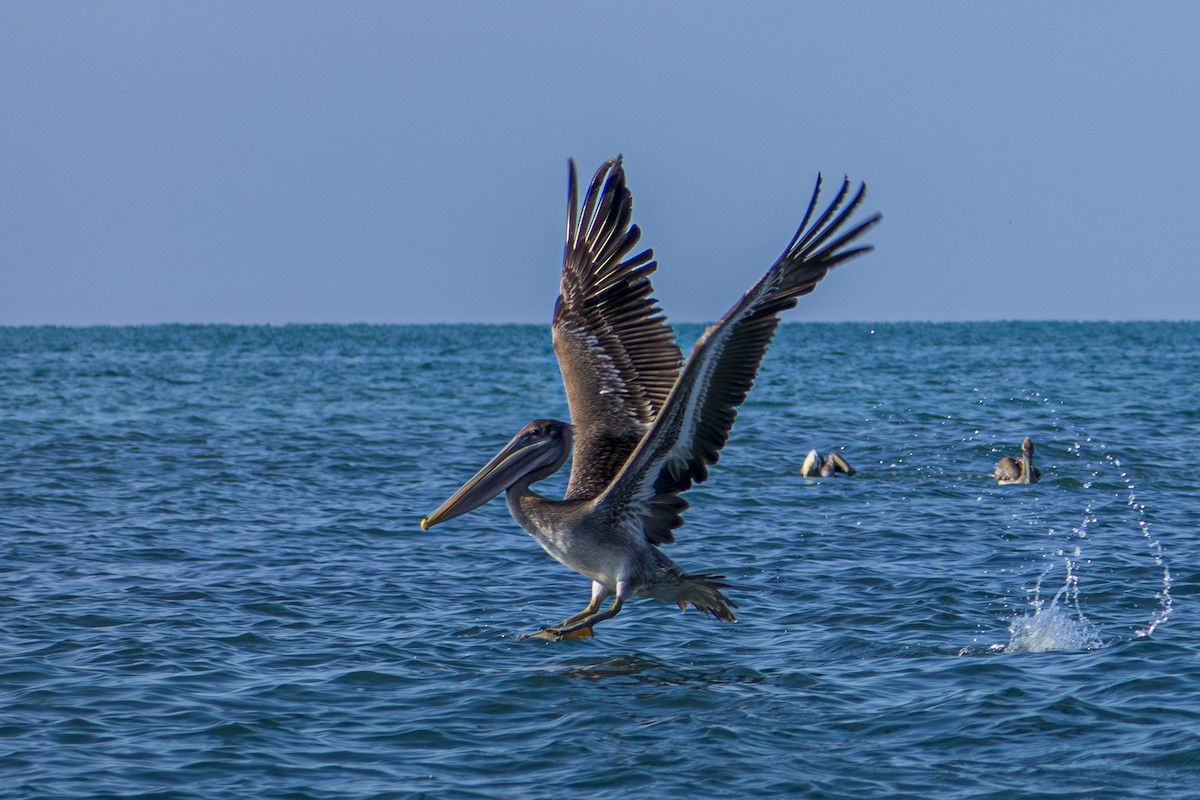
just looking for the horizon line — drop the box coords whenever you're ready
[2,318,1197,330]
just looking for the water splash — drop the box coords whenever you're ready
[1067,442,1174,638]
[967,391,1173,652]
[1005,603,1103,653]
[1003,540,1103,653]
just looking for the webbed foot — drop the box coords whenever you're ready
[518,626,594,642]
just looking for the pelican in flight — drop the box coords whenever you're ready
[421,157,880,641]
[801,449,856,477]
[994,436,1041,485]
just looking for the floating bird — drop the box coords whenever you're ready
[421,157,880,641]
[801,449,856,477]
[994,436,1041,485]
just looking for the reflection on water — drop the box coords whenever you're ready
[550,653,766,687]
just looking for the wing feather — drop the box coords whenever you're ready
[552,158,683,499]
[599,175,881,545]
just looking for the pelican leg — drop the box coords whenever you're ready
[519,582,628,642]
[519,582,610,642]
[549,581,628,638]
[553,594,625,636]
[554,582,610,628]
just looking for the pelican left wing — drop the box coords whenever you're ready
[553,158,683,500]
[600,176,881,545]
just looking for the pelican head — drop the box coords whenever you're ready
[420,419,572,531]
[1022,436,1035,459]
[800,449,824,477]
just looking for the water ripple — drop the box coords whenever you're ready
[1,323,1197,799]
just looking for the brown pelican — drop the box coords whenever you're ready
[421,157,880,641]
[994,436,1041,485]
[801,449,856,477]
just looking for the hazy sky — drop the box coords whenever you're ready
[3,3,1197,325]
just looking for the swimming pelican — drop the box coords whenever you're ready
[421,157,880,641]
[994,436,1041,485]
[801,449,856,477]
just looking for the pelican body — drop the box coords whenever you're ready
[994,436,1041,485]
[422,158,880,641]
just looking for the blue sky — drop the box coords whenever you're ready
[2,3,1197,325]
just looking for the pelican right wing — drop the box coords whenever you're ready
[600,176,881,545]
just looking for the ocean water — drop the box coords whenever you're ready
[1,321,1197,799]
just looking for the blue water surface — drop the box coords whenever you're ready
[1,322,1197,799]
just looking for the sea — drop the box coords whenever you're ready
[1,321,1196,799]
